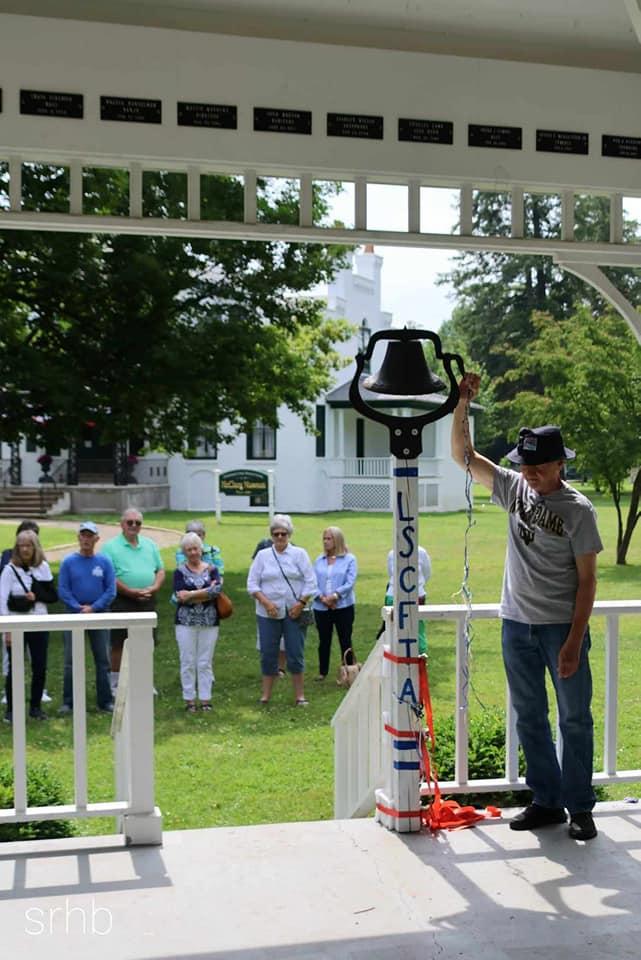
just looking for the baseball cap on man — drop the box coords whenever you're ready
[78,521,99,534]
[506,426,575,466]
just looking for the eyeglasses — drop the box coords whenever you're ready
[272,531,289,538]
[125,520,142,528]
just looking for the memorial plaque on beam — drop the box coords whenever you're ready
[253,107,312,135]
[468,123,522,150]
[327,113,384,140]
[20,89,84,119]
[602,134,641,160]
[536,129,589,155]
[398,118,453,144]
[101,96,162,124]
[178,101,237,129]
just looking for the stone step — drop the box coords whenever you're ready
[0,487,66,518]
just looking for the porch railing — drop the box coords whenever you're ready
[332,600,641,820]
[0,611,162,845]
[334,457,441,478]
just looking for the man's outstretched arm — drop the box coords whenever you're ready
[451,372,497,493]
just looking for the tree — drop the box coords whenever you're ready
[438,192,641,457]
[495,308,641,564]
[0,166,352,451]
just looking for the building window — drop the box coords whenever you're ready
[188,437,218,459]
[315,405,326,458]
[247,421,276,460]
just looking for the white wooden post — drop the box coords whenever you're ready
[113,625,162,845]
[214,468,222,523]
[10,627,27,813]
[375,458,422,832]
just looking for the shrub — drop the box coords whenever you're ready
[430,707,528,808]
[429,708,609,807]
[0,762,77,842]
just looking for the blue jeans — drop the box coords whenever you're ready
[63,629,112,710]
[257,615,305,675]
[501,619,595,815]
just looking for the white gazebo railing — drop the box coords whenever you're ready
[0,611,161,846]
[332,600,641,820]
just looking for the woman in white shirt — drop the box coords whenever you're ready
[0,530,56,723]
[247,514,316,707]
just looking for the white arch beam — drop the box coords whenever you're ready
[624,0,641,46]
[2,209,641,269]
[556,259,641,343]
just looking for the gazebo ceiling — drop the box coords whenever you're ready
[1,0,641,73]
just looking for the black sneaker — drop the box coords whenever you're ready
[568,811,597,841]
[29,707,48,721]
[3,711,11,725]
[509,803,567,831]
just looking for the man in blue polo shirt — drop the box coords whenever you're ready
[101,507,165,695]
[58,521,116,714]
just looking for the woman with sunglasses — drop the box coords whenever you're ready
[247,514,316,706]
[0,529,55,723]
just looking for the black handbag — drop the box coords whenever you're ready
[7,565,34,612]
[31,577,58,605]
[7,593,34,613]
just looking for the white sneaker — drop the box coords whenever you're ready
[1,693,6,705]
[41,689,52,703]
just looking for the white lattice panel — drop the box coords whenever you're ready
[342,483,390,510]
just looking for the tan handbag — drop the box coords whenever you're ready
[215,591,233,620]
[336,648,360,688]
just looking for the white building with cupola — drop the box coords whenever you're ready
[166,246,474,514]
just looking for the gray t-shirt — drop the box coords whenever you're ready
[492,466,603,624]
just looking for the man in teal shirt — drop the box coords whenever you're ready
[101,508,165,694]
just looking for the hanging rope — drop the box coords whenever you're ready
[452,381,486,711]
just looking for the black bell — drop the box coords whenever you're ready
[363,340,446,396]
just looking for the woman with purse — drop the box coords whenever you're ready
[247,513,316,707]
[0,529,57,723]
[173,532,223,713]
[312,527,358,682]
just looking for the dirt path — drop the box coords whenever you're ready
[27,519,181,562]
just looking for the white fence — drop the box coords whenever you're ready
[0,611,161,845]
[332,600,641,820]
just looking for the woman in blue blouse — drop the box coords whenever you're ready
[312,527,357,681]
[173,532,222,713]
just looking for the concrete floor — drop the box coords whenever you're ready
[2,803,641,959]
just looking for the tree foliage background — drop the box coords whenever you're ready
[438,191,641,561]
[0,164,352,451]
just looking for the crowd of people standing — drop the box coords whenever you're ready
[2,509,410,722]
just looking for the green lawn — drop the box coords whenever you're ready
[0,523,77,552]
[2,485,641,835]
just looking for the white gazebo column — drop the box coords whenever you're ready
[375,459,422,832]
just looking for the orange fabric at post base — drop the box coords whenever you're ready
[417,658,501,831]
